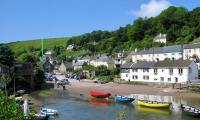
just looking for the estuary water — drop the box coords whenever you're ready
[31,90,200,120]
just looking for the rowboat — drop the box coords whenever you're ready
[181,104,200,117]
[115,95,135,103]
[89,91,111,98]
[34,113,49,120]
[137,100,170,108]
[40,108,58,116]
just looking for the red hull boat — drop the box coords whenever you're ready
[89,91,111,98]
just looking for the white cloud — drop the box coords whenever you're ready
[130,0,172,18]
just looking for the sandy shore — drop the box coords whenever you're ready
[54,75,200,99]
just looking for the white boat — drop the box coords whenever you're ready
[34,113,49,120]
[40,108,58,116]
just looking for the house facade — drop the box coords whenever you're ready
[120,60,198,83]
[183,43,200,65]
[89,55,115,70]
[154,33,167,43]
[132,45,183,62]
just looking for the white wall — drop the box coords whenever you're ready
[132,52,182,63]
[120,73,130,81]
[122,66,198,84]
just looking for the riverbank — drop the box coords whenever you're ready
[53,75,200,99]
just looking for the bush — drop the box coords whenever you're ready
[0,90,28,120]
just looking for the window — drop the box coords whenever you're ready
[132,68,138,72]
[164,53,167,56]
[168,78,171,82]
[160,77,164,82]
[175,77,178,83]
[172,53,175,55]
[162,69,164,72]
[132,75,138,79]
[143,68,149,72]
[154,78,157,81]
[135,76,138,79]
[143,76,149,80]
[189,67,192,73]
[132,75,135,79]
[126,74,128,77]
[169,68,173,75]
[154,68,158,74]
[178,68,183,75]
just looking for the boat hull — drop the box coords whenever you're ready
[181,104,200,117]
[115,96,135,103]
[89,91,111,98]
[138,100,170,108]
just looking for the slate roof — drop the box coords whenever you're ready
[73,61,86,66]
[153,59,192,68]
[131,61,156,68]
[120,60,192,69]
[120,62,134,69]
[134,45,182,55]
[184,43,200,49]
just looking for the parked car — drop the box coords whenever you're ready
[93,78,108,84]
[56,79,69,85]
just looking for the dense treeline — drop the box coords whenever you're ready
[67,6,200,54]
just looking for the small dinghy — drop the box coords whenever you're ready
[115,95,135,103]
[138,100,170,108]
[89,91,111,98]
[34,113,49,120]
[181,104,200,117]
[40,108,58,116]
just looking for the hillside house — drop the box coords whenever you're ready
[120,60,198,84]
[154,33,167,43]
[89,55,115,70]
[67,45,74,50]
[59,61,73,73]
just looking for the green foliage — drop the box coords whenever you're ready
[18,52,38,64]
[0,44,14,67]
[34,67,45,89]
[8,37,68,54]
[0,90,27,120]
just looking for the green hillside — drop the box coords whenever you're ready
[8,37,68,53]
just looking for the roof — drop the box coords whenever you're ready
[134,45,182,55]
[154,33,166,40]
[73,61,86,66]
[153,60,192,68]
[184,43,200,49]
[64,62,73,69]
[120,62,134,69]
[120,60,193,69]
[131,61,156,68]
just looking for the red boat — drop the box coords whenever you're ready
[89,91,111,98]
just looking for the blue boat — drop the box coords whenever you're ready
[115,95,135,103]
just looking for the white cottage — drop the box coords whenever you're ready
[121,60,198,83]
[154,33,167,43]
[131,45,183,63]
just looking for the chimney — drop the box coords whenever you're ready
[135,48,137,52]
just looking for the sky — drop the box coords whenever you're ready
[0,0,200,43]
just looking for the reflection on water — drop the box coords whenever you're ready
[31,90,200,120]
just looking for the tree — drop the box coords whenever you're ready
[0,73,12,98]
[0,44,14,67]
[18,53,37,64]
[0,90,26,120]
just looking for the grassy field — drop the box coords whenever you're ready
[8,37,68,53]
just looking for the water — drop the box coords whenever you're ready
[31,90,200,120]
